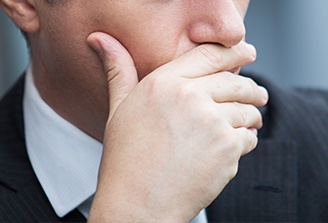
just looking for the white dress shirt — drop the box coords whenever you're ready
[23,65,207,222]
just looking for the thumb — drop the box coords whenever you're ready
[87,32,138,120]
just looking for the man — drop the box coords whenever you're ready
[0,0,327,222]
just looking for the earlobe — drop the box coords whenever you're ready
[0,0,40,33]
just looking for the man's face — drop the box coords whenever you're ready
[34,0,249,78]
[29,0,250,138]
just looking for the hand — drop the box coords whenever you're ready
[86,32,268,222]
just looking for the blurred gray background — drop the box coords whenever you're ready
[1,0,328,99]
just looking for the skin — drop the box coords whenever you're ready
[2,0,250,141]
[87,35,267,222]
[1,0,268,221]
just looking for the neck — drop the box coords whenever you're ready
[30,57,108,142]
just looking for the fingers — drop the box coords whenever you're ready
[235,127,259,156]
[87,32,139,120]
[155,41,256,79]
[215,102,262,156]
[200,72,269,106]
[217,102,263,130]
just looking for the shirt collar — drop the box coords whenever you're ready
[23,65,208,222]
[23,65,102,217]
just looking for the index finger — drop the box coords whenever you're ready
[154,41,256,78]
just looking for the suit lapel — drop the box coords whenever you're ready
[207,139,298,222]
[0,76,86,222]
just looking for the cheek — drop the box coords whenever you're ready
[127,36,197,80]
[37,8,109,104]
[110,24,182,80]
[89,3,187,80]
[126,39,177,80]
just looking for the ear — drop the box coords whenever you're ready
[0,0,39,33]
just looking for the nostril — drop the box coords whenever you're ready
[187,20,245,48]
[254,185,282,193]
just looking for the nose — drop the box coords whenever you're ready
[187,0,246,47]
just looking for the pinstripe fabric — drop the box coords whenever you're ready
[0,76,86,222]
[207,74,328,222]
[1,74,328,222]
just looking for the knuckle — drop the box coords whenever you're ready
[243,128,258,154]
[203,107,222,126]
[244,76,256,87]
[212,129,243,180]
[248,130,259,149]
[239,104,262,128]
[227,162,239,180]
[176,81,198,101]
[144,73,168,96]
[245,77,260,98]
[104,62,123,83]
[146,72,159,87]
[215,127,238,152]
[198,45,223,70]
[227,75,262,104]
[237,103,249,126]
[255,109,263,128]
[243,77,265,104]
[228,75,244,98]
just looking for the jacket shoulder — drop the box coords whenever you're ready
[0,75,86,222]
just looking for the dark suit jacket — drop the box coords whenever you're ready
[1,74,328,222]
